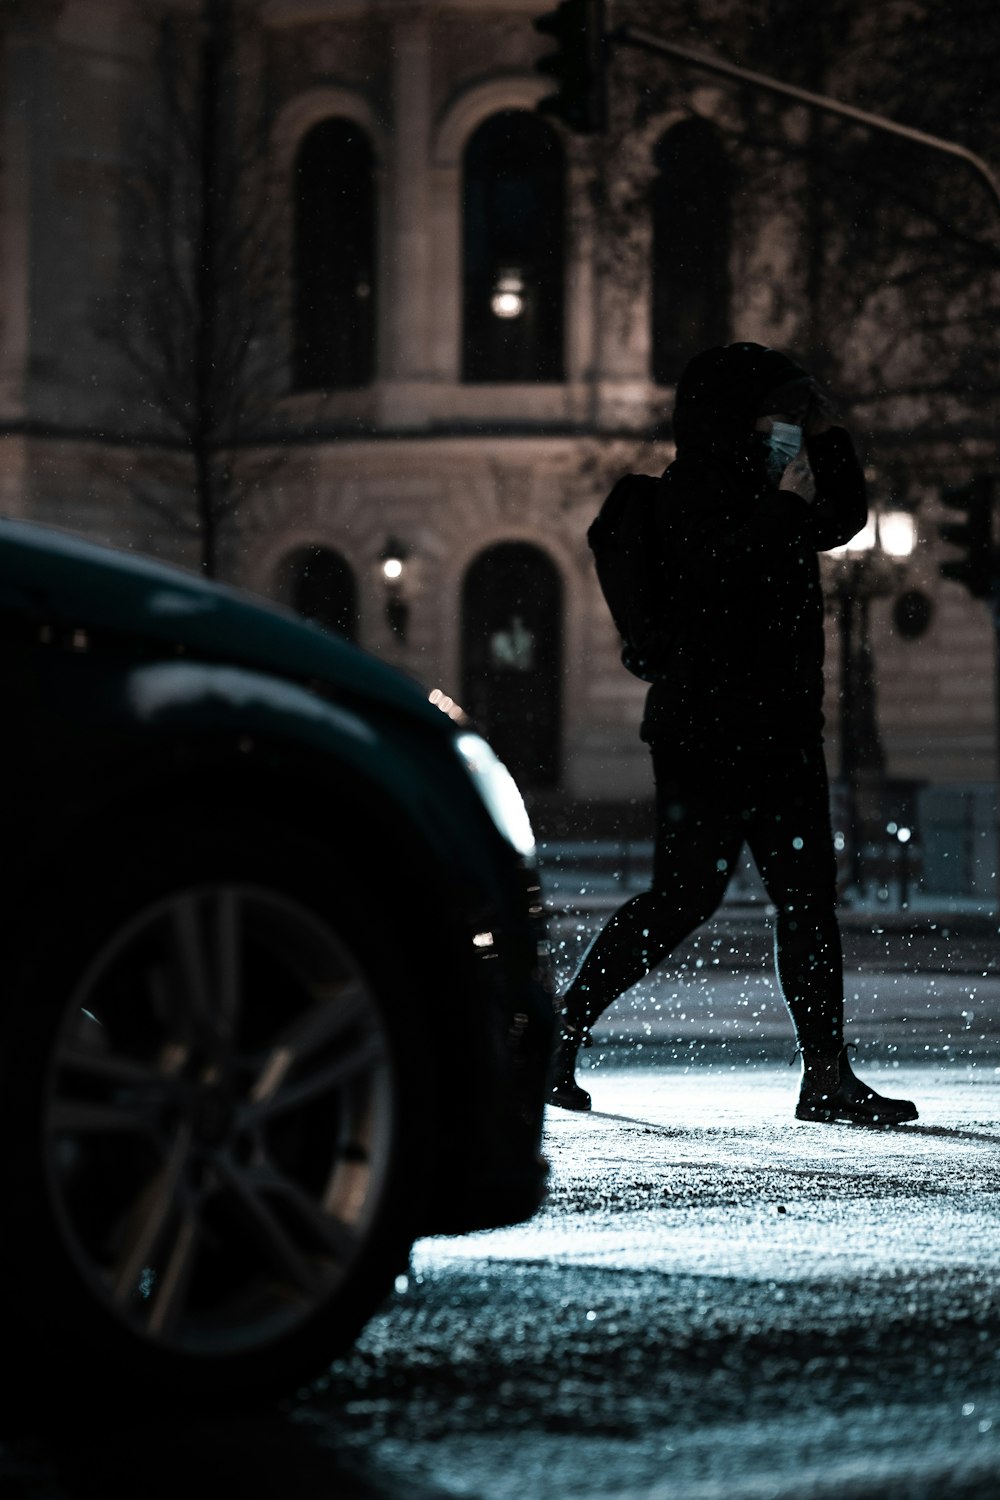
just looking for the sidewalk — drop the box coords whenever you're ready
[539,854,1000,1035]
[574,966,1000,1062]
[546,903,1000,982]
[537,840,996,925]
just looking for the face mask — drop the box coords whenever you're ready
[762,421,803,482]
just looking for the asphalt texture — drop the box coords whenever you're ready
[300,1058,1000,1500]
[4,903,1000,1499]
[6,1052,999,1499]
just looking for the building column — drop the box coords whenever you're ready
[0,5,66,418]
[378,4,432,428]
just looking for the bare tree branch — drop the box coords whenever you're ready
[92,0,287,577]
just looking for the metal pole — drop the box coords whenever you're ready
[855,587,887,776]
[995,590,1000,918]
[613,27,1000,220]
[837,576,861,896]
[991,494,1000,919]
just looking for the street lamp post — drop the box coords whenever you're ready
[379,536,411,642]
[825,510,916,898]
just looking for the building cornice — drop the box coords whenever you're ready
[260,0,543,26]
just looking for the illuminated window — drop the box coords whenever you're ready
[293,119,376,391]
[462,111,565,383]
[651,120,731,385]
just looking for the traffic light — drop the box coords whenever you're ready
[534,0,606,135]
[937,474,999,600]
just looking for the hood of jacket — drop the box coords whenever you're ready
[671,342,810,466]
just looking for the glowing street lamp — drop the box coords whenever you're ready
[379,537,410,641]
[380,536,407,582]
[490,269,526,320]
[878,510,917,559]
[828,509,916,560]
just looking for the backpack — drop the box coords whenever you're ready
[587,472,675,683]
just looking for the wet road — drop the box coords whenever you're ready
[9,1056,1000,1499]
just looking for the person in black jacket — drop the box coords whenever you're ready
[551,342,918,1125]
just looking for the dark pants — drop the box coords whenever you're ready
[563,743,844,1056]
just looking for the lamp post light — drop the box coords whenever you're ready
[379,536,410,642]
[825,509,916,896]
[490,268,526,320]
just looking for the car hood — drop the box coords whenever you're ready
[0,519,443,729]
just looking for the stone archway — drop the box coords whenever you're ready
[279,546,358,642]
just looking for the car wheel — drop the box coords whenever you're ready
[1,825,423,1403]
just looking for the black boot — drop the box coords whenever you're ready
[795,1045,918,1125]
[549,1023,593,1112]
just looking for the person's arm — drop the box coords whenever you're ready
[804,427,868,551]
[711,427,867,556]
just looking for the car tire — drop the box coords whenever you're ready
[0,815,426,1405]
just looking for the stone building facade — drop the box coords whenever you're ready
[2,0,997,893]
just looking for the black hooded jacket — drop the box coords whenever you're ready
[640,343,868,753]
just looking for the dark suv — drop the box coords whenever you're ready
[0,520,554,1402]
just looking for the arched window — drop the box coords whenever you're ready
[462,111,565,383]
[651,120,731,385]
[293,119,376,391]
[279,546,358,642]
[461,542,562,787]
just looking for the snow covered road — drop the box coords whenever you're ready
[309,1061,1000,1499]
[8,1062,1000,1500]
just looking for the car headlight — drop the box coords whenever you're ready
[455,732,536,859]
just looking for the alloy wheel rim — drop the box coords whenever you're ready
[43,884,394,1357]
